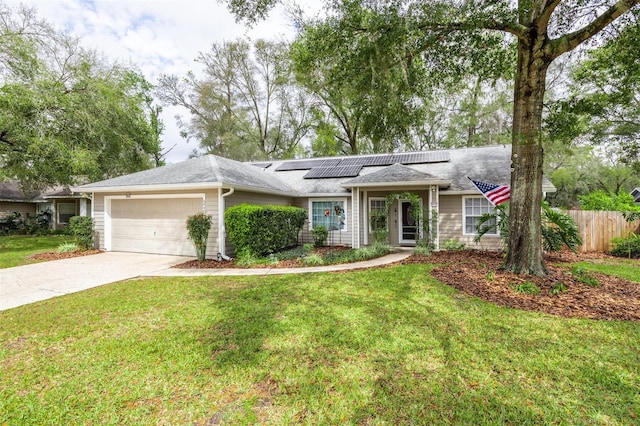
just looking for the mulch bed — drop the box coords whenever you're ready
[29,250,103,261]
[402,250,640,321]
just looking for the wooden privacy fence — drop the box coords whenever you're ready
[562,210,640,253]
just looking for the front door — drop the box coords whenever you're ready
[399,200,418,244]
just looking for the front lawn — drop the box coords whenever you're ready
[1,263,638,424]
[0,234,72,269]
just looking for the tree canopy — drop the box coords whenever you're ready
[156,39,311,161]
[0,4,163,190]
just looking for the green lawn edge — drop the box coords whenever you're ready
[1,263,638,425]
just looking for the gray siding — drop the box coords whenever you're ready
[204,189,219,258]
[438,194,503,250]
[0,201,36,218]
[93,193,105,250]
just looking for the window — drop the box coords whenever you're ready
[463,197,497,235]
[369,198,387,232]
[310,199,347,231]
[58,202,77,225]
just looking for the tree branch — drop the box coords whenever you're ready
[536,0,562,33]
[417,19,528,38]
[549,0,640,59]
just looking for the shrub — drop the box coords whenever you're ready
[235,248,258,267]
[570,266,600,287]
[541,205,582,253]
[302,254,324,266]
[57,242,79,253]
[0,210,51,235]
[225,204,307,256]
[0,212,21,235]
[413,245,432,256]
[474,202,581,253]
[311,225,328,248]
[550,282,567,295]
[320,243,391,264]
[512,281,540,295]
[442,239,466,251]
[579,190,640,212]
[272,245,308,261]
[610,234,640,258]
[68,216,94,250]
[186,213,212,262]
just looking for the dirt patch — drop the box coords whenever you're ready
[403,250,640,321]
[174,246,352,269]
[29,250,103,261]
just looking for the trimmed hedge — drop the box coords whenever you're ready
[225,204,307,256]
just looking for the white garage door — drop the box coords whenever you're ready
[110,197,204,256]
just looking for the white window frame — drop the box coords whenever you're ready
[57,202,77,225]
[368,197,387,233]
[308,198,348,232]
[462,196,498,236]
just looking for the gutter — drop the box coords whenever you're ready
[218,187,235,261]
[71,182,297,198]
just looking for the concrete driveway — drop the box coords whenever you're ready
[0,252,191,311]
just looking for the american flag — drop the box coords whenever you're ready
[469,178,511,206]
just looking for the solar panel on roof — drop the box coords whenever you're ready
[303,165,363,179]
[276,151,449,171]
[275,161,312,171]
[339,155,395,167]
[365,155,395,166]
[318,158,342,167]
[392,151,450,165]
[275,158,341,171]
[338,157,368,167]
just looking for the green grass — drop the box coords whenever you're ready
[571,259,640,283]
[1,264,639,424]
[0,235,72,268]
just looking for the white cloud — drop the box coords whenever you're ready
[6,0,303,163]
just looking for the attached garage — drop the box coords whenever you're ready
[106,195,205,256]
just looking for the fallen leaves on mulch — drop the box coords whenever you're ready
[29,250,103,261]
[403,250,640,321]
[174,246,352,269]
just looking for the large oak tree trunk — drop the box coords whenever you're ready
[504,35,551,276]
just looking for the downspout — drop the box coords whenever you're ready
[353,187,360,248]
[363,190,368,246]
[218,187,235,261]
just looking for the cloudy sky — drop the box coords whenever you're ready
[8,0,312,163]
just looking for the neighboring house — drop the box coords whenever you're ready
[75,145,556,257]
[0,181,91,229]
[0,181,39,219]
[632,188,640,205]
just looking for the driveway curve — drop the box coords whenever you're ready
[0,252,190,311]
